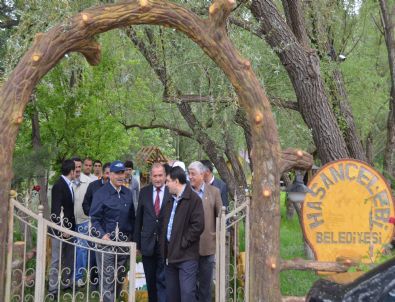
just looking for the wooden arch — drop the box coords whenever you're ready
[0,0,312,300]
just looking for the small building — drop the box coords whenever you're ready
[135,146,167,186]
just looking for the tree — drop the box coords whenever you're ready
[248,0,351,164]
[303,0,367,162]
[378,0,395,184]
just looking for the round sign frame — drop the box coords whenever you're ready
[302,159,395,263]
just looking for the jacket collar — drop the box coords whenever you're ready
[106,182,127,195]
[178,183,192,201]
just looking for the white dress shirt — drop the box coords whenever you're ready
[153,185,165,209]
[61,175,74,200]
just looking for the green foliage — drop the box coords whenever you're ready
[280,192,319,296]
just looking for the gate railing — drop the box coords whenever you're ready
[6,193,136,302]
[216,198,250,302]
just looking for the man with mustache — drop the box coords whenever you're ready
[90,160,135,302]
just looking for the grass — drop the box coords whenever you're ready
[279,192,319,296]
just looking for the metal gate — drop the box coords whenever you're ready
[5,192,136,302]
[216,198,250,302]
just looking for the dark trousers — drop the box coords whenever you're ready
[165,260,198,302]
[96,249,128,302]
[197,255,215,302]
[48,237,75,294]
[142,243,166,302]
[89,249,98,288]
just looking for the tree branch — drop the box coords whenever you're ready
[282,296,305,302]
[120,121,193,138]
[163,95,214,103]
[280,148,313,174]
[280,258,354,272]
[0,18,19,29]
[209,0,236,28]
[281,0,310,47]
[229,16,263,39]
[72,39,101,66]
[270,97,299,111]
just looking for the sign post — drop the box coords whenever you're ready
[302,159,395,263]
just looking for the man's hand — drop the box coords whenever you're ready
[62,232,70,239]
[102,234,111,241]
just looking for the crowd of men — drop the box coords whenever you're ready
[49,157,228,302]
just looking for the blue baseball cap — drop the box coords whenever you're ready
[110,160,125,172]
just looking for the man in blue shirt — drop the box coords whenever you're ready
[90,160,135,302]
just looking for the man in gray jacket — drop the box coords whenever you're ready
[124,160,140,210]
[189,161,222,302]
[71,157,94,287]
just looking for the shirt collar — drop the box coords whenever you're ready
[192,183,205,195]
[153,185,165,193]
[174,184,186,201]
[79,173,90,183]
[209,175,215,185]
[110,181,122,193]
[61,175,73,187]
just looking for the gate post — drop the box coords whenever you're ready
[215,214,221,302]
[245,197,250,301]
[34,205,47,301]
[128,242,136,302]
[5,191,15,302]
[219,206,226,302]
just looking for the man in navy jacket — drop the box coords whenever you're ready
[200,160,228,208]
[90,160,135,302]
[82,162,111,216]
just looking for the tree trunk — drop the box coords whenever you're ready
[31,97,50,218]
[235,107,253,171]
[0,1,282,300]
[380,0,395,183]
[304,0,366,162]
[251,0,350,164]
[366,132,374,165]
[330,68,367,161]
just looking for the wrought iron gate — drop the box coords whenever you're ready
[5,192,136,302]
[216,198,250,302]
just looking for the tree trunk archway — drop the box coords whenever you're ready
[0,0,311,300]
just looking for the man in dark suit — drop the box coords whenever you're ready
[48,159,76,298]
[161,166,204,302]
[81,161,111,289]
[200,159,229,208]
[134,163,169,302]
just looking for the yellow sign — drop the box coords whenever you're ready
[302,159,395,263]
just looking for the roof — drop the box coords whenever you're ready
[135,146,167,166]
